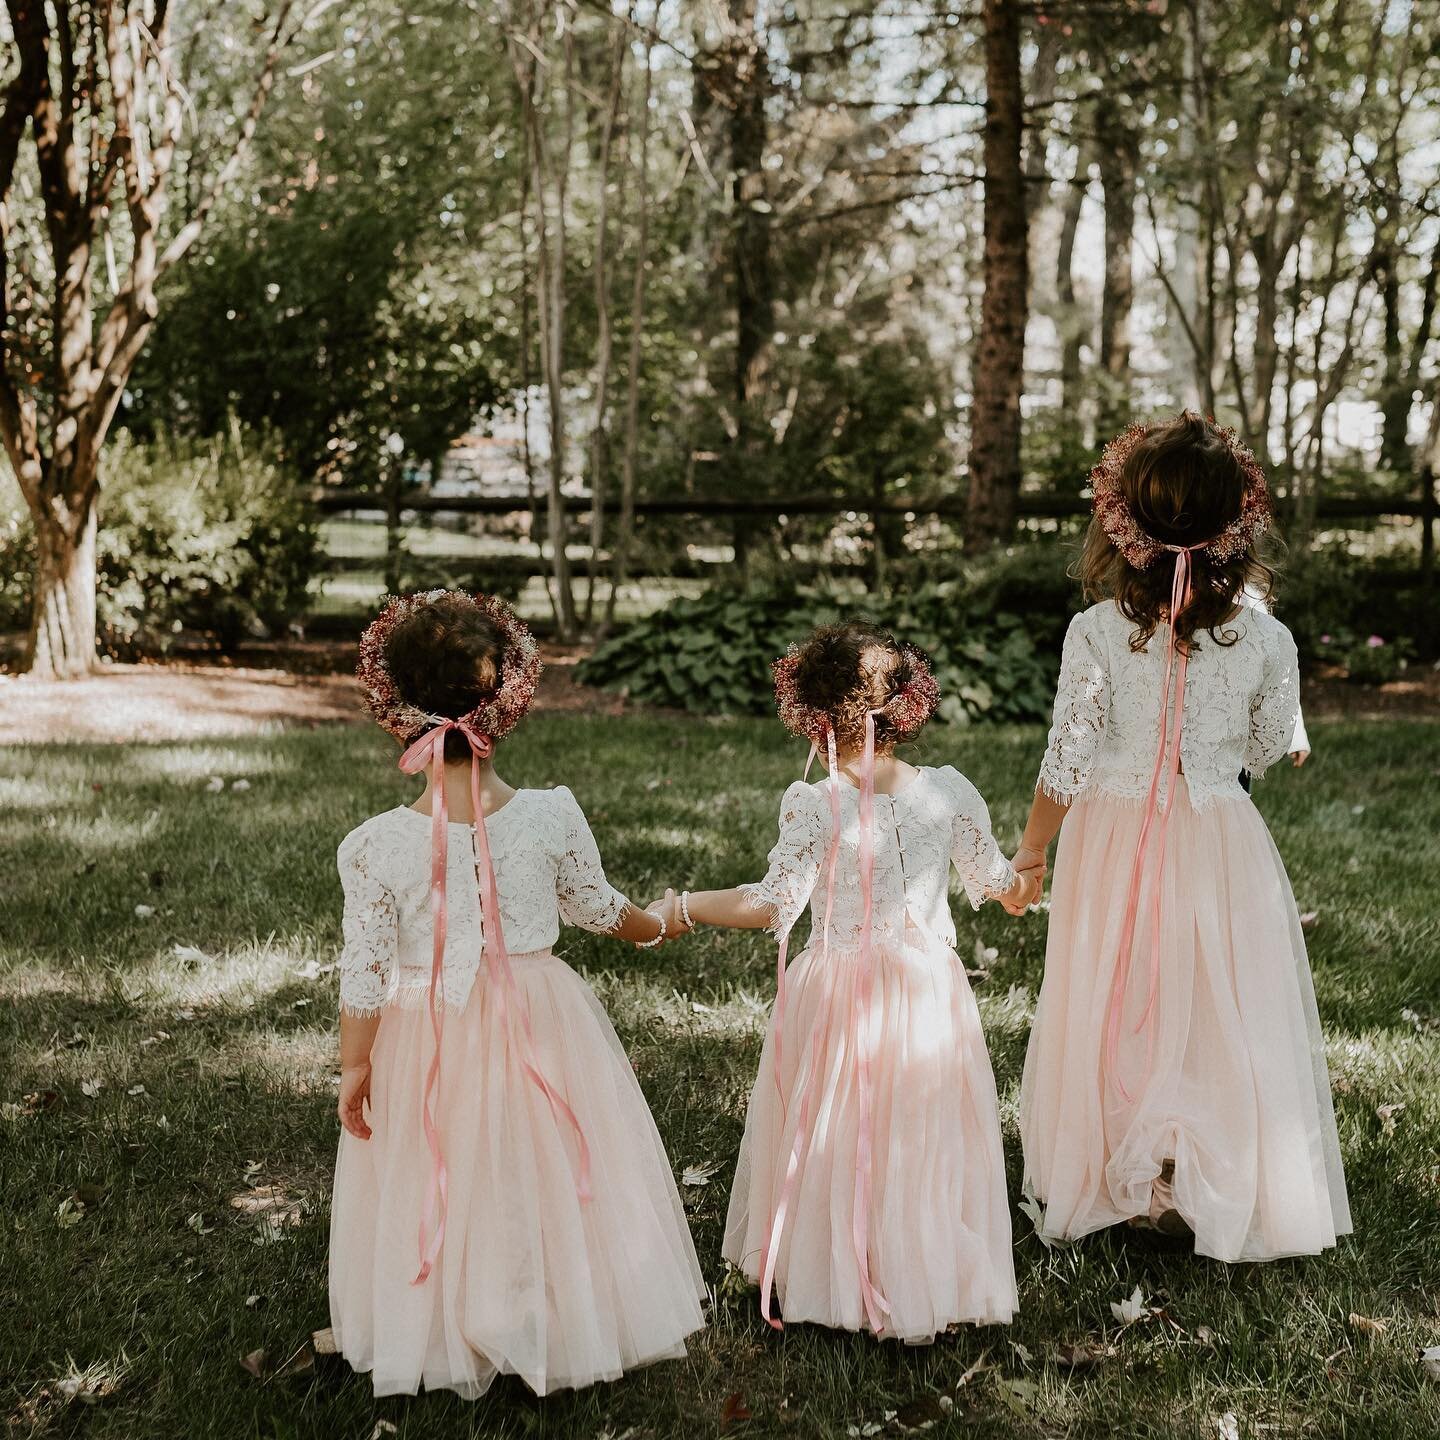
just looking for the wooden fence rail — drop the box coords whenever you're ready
[314,489,1431,521]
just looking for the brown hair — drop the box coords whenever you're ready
[789,621,921,753]
[1079,411,1276,652]
[382,595,508,759]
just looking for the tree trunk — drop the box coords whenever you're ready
[965,0,1027,552]
[1097,98,1136,438]
[728,0,772,582]
[27,498,99,680]
[607,30,653,629]
[1055,144,1090,424]
[1166,0,1206,409]
[1376,239,1409,472]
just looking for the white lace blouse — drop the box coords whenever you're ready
[336,787,629,1016]
[1037,600,1301,813]
[739,765,1018,954]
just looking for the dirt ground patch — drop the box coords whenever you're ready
[0,645,627,745]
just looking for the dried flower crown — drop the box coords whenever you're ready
[1090,419,1271,569]
[772,640,940,747]
[357,589,542,744]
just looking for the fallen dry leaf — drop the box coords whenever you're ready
[1214,1415,1240,1440]
[1349,1312,1388,1338]
[1110,1285,1148,1326]
[1421,1346,1440,1381]
[1299,910,1320,932]
[1376,1102,1405,1136]
[55,1196,86,1229]
[681,1160,721,1187]
[720,1391,751,1429]
[238,1349,268,1379]
[172,944,212,967]
[80,1078,102,1099]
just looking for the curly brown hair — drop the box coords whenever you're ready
[382,595,508,759]
[789,621,923,753]
[1079,411,1277,653]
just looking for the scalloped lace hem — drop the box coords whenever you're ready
[339,950,557,1017]
[1038,777,1257,814]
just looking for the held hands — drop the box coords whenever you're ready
[640,887,693,947]
[999,843,1049,917]
[337,1063,373,1141]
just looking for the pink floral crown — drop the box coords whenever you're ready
[357,589,542,744]
[1090,418,1271,569]
[772,639,940,746]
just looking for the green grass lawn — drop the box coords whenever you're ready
[2,714,1438,1439]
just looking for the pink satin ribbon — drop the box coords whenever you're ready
[759,716,889,1334]
[398,719,592,1286]
[1102,543,1202,1104]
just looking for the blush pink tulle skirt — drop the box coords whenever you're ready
[723,929,1018,1340]
[329,953,706,1398]
[1020,781,1351,1261]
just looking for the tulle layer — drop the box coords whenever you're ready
[329,952,706,1398]
[1020,783,1351,1262]
[723,932,1017,1340]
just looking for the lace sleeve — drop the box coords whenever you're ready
[1245,624,1301,779]
[738,781,826,941]
[1037,610,1110,803]
[940,767,1018,911]
[553,787,630,934]
[336,829,397,1018]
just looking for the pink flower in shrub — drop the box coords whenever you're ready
[1320,634,1332,645]
[1366,635,1385,648]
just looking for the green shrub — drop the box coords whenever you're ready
[0,425,320,655]
[577,584,1058,725]
[1315,630,1416,685]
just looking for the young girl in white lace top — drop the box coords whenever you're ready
[329,591,704,1399]
[1014,414,1350,1261]
[658,623,1035,1340]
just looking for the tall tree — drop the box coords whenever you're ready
[965,0,1027,551]
[0,0,310,678]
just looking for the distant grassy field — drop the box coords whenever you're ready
[2,714,1438,1439]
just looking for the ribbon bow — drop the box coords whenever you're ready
[1102,542,1205,1103]
[759,713,890,1335]
[398,718,592,1286]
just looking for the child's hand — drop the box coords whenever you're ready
[645,889,691,942]
[1012,843,1048,883]
[999,870,1041,916]
[338,1063,373,1141]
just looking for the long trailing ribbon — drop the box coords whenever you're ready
[759,718,889,1334]
[397,719,591,1286]
[1102,543,1202,1104]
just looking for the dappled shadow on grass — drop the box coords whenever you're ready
[4,716,1440,1437]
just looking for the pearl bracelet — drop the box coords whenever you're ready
[637,912,667,949]
[679,891,695,929]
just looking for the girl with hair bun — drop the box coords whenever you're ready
[329,591,704,1399]
[657,620,1035,1340]
[1015,413,1350,1260]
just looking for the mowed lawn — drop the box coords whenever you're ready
[2,712,1438,1440]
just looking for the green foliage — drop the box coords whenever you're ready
[0,427,320,655]
[1277,543,1439,661]
[577,584,1057,724]
[129,2,509,488]
[1316,630,1417,685]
